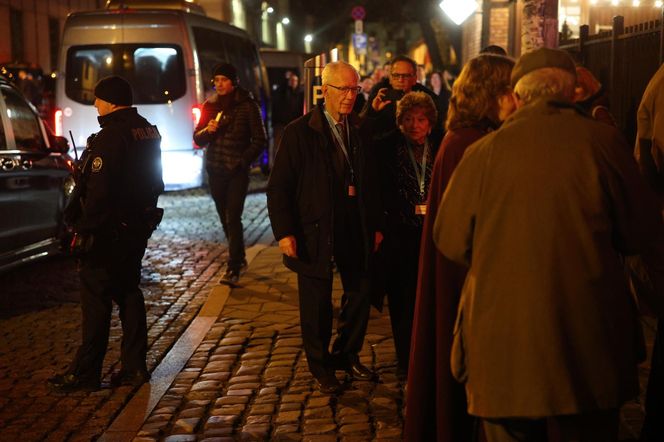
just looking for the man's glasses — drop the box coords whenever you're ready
[327,84,362,94]
[391,73,414,80]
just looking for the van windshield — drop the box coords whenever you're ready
[66,45,185,105]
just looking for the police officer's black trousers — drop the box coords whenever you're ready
[208,168,249,271]
[69,235,148,381]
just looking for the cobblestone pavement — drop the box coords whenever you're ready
[0,186,272,441]
[0,185,655,441]
[130,246,404,442]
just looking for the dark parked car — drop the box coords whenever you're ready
[0,75,74,272]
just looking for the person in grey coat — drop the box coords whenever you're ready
[434,48,661,441]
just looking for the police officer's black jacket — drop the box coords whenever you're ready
[193,86,267,172]
[76,107,164,235]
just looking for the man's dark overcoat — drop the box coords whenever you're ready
[267,105,382,277]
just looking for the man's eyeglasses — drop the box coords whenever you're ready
[327,84,362,94]
[391,73,414,80]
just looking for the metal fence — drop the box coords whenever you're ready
[559,12,664,144]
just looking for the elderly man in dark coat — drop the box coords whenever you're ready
[267,61,383,395]
[434,48,661,441]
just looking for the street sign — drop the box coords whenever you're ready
[351,6,366,21]
[355,19,363,34]
[352,33,367,55]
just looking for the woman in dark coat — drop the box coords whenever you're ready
[404,54,516,442]
[376,91,441,375]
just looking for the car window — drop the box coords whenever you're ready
[1,86,45,151]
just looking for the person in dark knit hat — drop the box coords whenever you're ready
[433,47,660,441]
[48,75,164,392]
[194,62,267,285]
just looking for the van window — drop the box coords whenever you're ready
[66,45,186,105]
[191,27,262,100]
[1,86,45,151]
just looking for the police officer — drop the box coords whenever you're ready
[48,75,164,392]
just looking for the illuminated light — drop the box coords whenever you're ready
[54,109,63,136]
[304,34,313,42]
[105,56,113,65]
[281,17,290,25]
[192,105,202,127]
[161,150,204,190]
[164,90,169,95]
[267,6,274,13]
[632,0,640,6]
[611,0,619,5]
[590,0,598,4]
[6,109,11,118]
[50,72,57,79]
[439,0,479,26]
[656,0,663,6]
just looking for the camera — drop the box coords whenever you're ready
[383,89,405,103]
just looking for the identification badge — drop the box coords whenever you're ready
[415,204,427,215]
[348,185,356,197]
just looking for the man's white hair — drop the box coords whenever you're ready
[321,61,360,85]
[514,67,576,105]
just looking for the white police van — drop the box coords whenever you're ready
[54,0,270,190]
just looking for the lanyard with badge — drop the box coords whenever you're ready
[324,109,356,197]
[406,138,429,215]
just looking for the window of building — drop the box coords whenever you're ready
[10,9,24,62]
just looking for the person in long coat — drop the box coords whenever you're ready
[434,48,661,441]
[404,53,516,442]
[267,61,383,395]
[375,91,441,375]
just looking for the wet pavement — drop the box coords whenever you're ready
[0,185,655,441]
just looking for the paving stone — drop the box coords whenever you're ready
[228,374,260,384]
[303,406,333,419]
[245,414,272,425]
[227,382,260,391]
[203,427,235,437]
[210,404,246,415]
[275,410,301,424]
[339,422,371,434]
[240,423,271,439]
[338,413,369,425]
[205,415,239,429]
[235,365,263,376]
[302,419,336,435]
[214,395,250,406]
[249,403,275,415]
[172,417,200,433]
[164,435,197,442]
[177,407,205,419]
[226,388,254,396]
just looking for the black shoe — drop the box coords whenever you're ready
[110,369,150,387]
[220,268,240,285]
[315,373,342,395]
[47,373,100,393]
[345,359,376,381]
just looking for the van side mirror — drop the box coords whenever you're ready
[51,136,70,154]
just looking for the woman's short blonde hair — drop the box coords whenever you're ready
[446,54,515,130]
[396,91,437,127]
